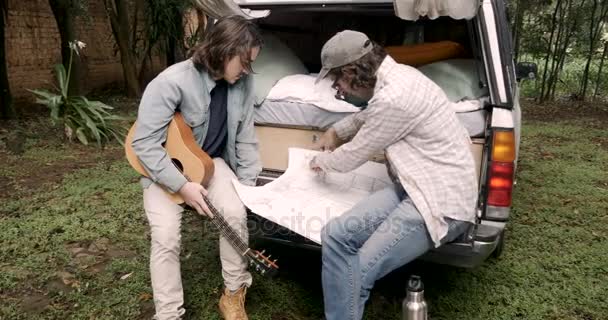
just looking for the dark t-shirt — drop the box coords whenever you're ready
[202,80,228,158]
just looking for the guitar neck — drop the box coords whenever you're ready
[202,197,251,256]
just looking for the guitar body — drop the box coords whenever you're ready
[124,113,215,204]
[124,113,278,276]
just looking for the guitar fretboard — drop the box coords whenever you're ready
[202,197,250,255]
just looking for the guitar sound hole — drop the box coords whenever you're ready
[171,159,184,173]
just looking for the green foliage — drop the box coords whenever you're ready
[519,55,608,100]
[143,0,189,58]
[28,42,125,146]
[511,0,608,100]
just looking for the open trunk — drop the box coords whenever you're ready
[238,6,497,261]
[249,8,489,184]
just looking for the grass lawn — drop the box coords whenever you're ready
[0,99,607,320]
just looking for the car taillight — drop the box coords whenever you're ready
[487,130,515,207]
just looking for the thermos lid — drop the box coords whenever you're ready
[407,275,424,292]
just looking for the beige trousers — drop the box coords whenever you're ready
[143,158,252,320]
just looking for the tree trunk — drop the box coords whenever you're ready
[579,0,608,100]
[0,2,15,119]
[579,0,599,101]
[551,34,571,100]
[166,5,184,66]
[104,0,141,97]
[133,0,151,89]
[512,0,526,62]
[549,0,581,100]
[593,41,608,99]
[131,0,140,54]
[49,0,82,96]
[544,0,567,101]
[539,0,562,103]
[167,35,177,67]
[138,45,153,88]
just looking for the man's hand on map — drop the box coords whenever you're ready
[309,156,323,172]
[313,127,339,151]
[309,156,327,180]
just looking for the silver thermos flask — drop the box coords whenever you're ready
[402,275,428,320]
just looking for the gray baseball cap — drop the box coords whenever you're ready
[315,30,374,84]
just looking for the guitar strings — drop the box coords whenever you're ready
[210,213,247,252]
[211,217,247,252]
[201,209,247,253]
[208,214,248,253]
[198,198,275,272]
[211,219,248,253]
[204,198,245,247]
[203,197,249,253]
[208,205,276,269]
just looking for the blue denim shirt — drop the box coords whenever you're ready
[131,59,261,193]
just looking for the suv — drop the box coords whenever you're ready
[232,0,532,268]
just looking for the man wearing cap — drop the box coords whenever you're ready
[311,30,478,320]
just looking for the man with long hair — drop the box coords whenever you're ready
[311,30,478,320]
[131,15,263,320]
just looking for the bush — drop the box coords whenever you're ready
[518,55,608,101]
[29,41,125,146]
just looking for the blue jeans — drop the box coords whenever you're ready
[321,185,470,320]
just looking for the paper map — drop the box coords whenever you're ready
[233,148,394,244]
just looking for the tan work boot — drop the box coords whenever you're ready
[219,286,248,320]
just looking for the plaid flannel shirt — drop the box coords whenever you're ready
[315,56,478,247]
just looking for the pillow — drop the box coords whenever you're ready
[418,59,488,102]
[385,41,465,67]
[251,32,308,105]
[266,74,361,113]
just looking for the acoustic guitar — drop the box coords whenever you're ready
[124,113,278,276]
[125,113,214,204]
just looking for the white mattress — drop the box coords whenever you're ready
[254,100,352,129]
[254,100,487,137]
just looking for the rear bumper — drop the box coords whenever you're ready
[419,238,498,268]
[247,212,504,268]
